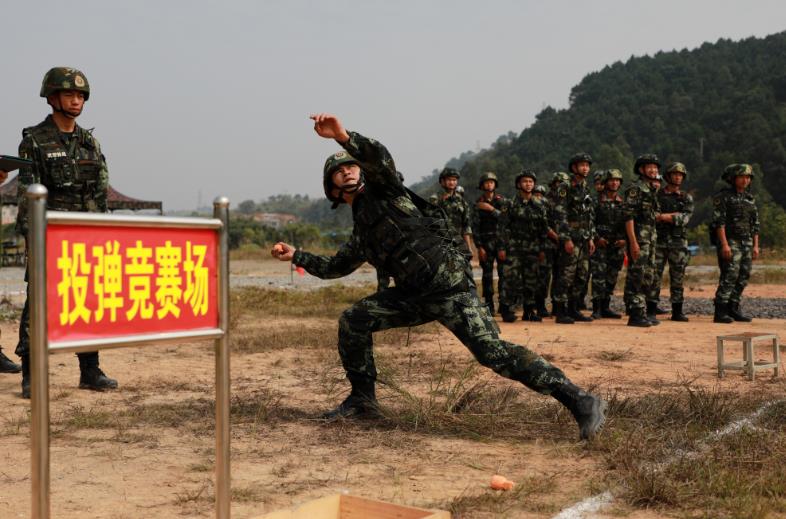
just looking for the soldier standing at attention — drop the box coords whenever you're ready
[711,164,759,323]
[543,172,571,317]
[590,169,626,320]
[623,154,661,327]
[14,67,118,398]
[497,171,553,323]
[552,154,595,324]
[433,168,473,259]
[473,172,506,314]
[649,162,694,322]
[580,171,606,311]
[271,113,606,440]
[533,184,552,318]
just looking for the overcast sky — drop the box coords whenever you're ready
[3,1,784,211]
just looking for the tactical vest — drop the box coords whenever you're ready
[476,194,505,240]
[353,188,454,291]
[627,181,658,228]
[564,180,593,238]
[724,191,757,240]
[656,190,689,240]
[26,119,103,212]
[507,197,543,241]
[595,193,625,241]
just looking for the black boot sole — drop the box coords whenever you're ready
[578,398,607,441]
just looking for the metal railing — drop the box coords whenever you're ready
[27,184,231,519]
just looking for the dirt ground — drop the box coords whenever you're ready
[0,263,785,518]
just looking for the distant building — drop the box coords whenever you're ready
[252,212,299,229]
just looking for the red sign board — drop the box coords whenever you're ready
[46,225,219,342]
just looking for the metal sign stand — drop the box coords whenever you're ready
[28,185,232,519]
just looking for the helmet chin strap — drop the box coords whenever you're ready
[49,98,81,119]
[339,181,364,195]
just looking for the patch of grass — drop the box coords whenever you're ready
[596,385,786,516]
[596,349,634,362]
[1,410,30,437]
[231,285,376,321]
[445,474,559,517]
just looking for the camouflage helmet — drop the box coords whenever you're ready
[515,169,537,186]
[477,171,498,189]
[664,162,688,182]
[722,163,754,184]
[603,168,624,183]
[593,171,605,183]
[633,154,661,176]
[438,167,460,182]
[550,171,570,186]
[323,150,360,205]
[534,185,548,195]
[568,152,593,173]
[40,67,90,100]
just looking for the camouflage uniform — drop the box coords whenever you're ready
[712,164,759,321]
[591,174,626,314]
[435,192,472,245]
[297,131,612,434]
[15,67,115,396]
[473,176,506,311]
[551,175,595,318]
[497,178,549,321]
[649,180,693,308]
[542,173,570,312]
[623,175,659,323]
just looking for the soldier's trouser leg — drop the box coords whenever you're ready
[717,240,752,305]
[606,247,625,298]
[648,245,667,305]
[570,240,591,302]
[536,251,552,303]
[590,247,608,302]
[437,290,568,394]
[553,244,579,304]
[668,245,689,304]
[624,241,653,313]
[479,251,496,303]
[499,254,523,314]
[521,251,539,307]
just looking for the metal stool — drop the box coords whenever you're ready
[717,332,780,380]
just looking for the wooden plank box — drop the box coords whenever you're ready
[257,494,450,519]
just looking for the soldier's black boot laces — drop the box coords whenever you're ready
[552,382,607,441]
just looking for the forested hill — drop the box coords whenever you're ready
[252,32,786,246]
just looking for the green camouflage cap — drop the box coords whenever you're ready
[551,171,570,185]
[664,162,688,181]
[722,163,754,183]
[634,154,660,176]
[40,67,90,100]
[515,169,537,186]
[323,150,360,205]
[593,171,605,182]
[603,168,624,183]
[478,171,498,189]
[439,167,460,182]
[534,185,547,195]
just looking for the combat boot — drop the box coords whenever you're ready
[568,299,593,322]
[522,306,542,322]
[713,302,734,324]
[21,355,30,399]
[645,302,661,326]
[551,382,607,441]
[500,305,517,323]
[728,302,752,322]
[591,300,603,320]
[670,302,689,322]
[536,298,551,318]
[600,298,622,319]
[653,301,669,314]
[78,353,118,391]
[0,348,21,373]
[627,308,651,327]
[321,375,378,421]
[553,302,574,324]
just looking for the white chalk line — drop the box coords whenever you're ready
[550,399,784,519]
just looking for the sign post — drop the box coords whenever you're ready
[28,185,231,519]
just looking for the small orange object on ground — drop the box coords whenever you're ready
[490,474,515,490]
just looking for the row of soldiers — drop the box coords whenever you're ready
[430,154,760,328]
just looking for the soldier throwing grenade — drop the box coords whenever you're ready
[271,113,606,440]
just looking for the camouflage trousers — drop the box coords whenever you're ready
[337,251,568,394]
[499,249,540,309]
[537,248,556,303]
[624,240,656,313]
[477,241,504,304]
[590,243,625,301]
[714,239,753,304]
[552,239,590,304]
[648,242,690,304]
